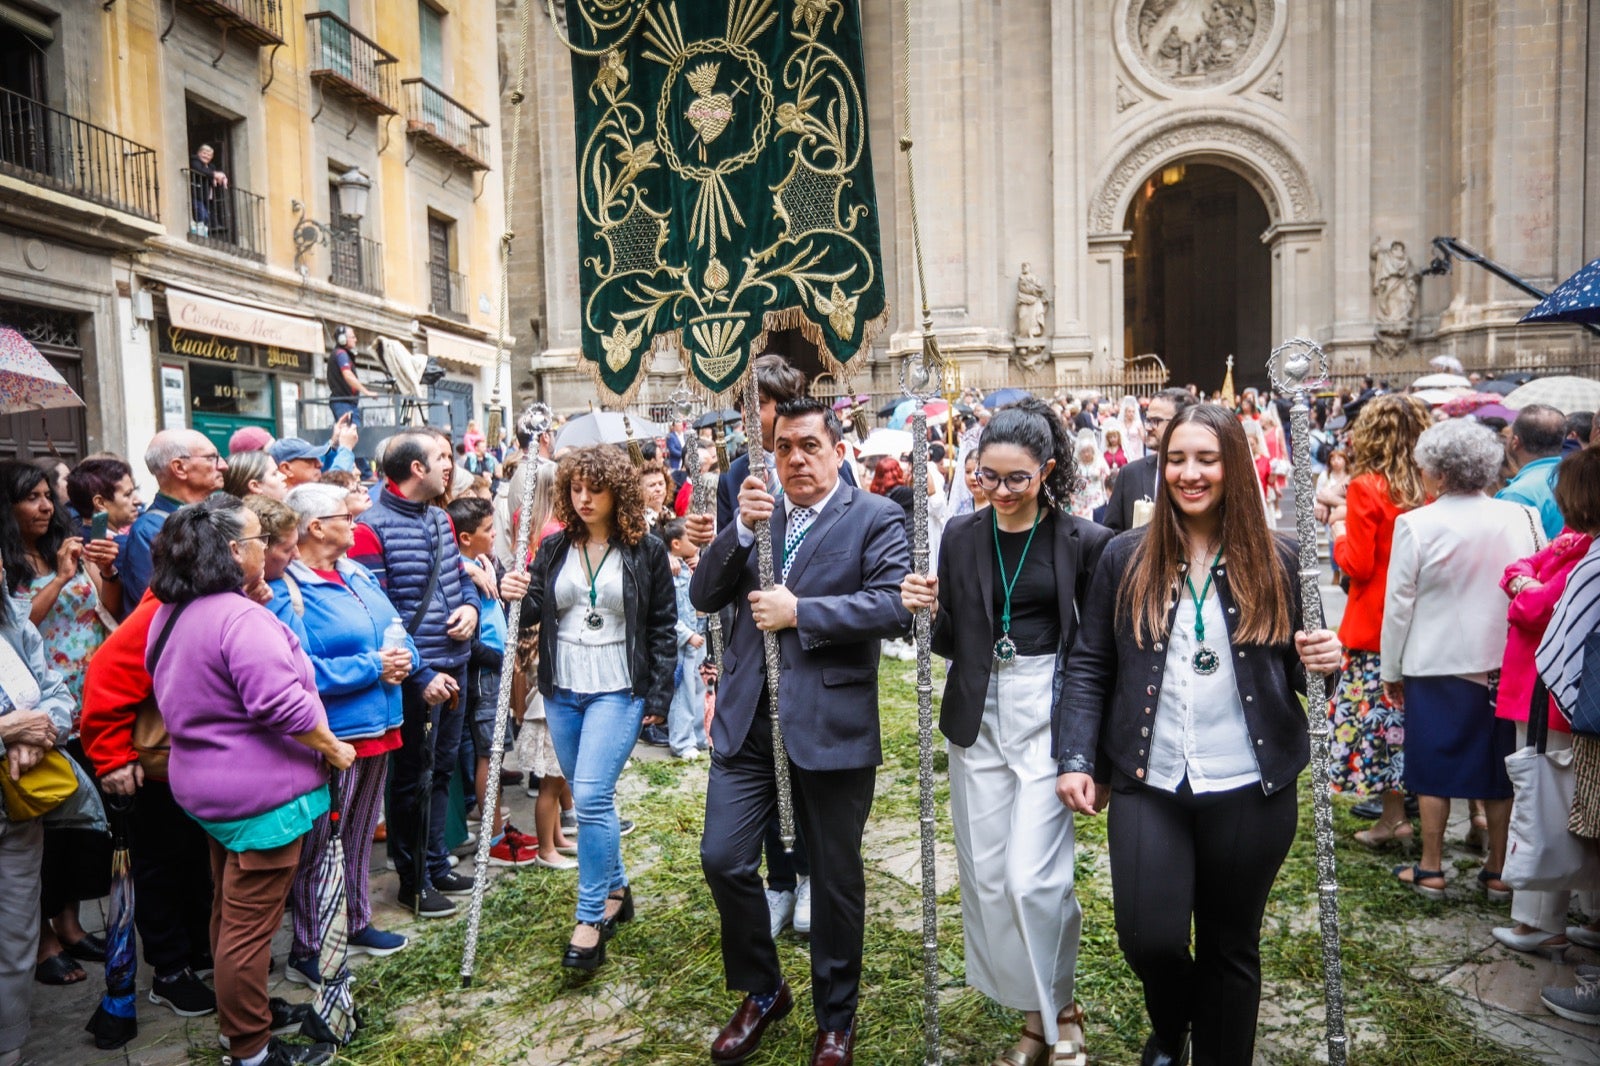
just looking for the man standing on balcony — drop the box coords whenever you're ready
[188,144,228,239]
[328,325,376,427]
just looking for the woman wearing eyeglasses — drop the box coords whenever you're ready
[901,397,1111,1066]
[1057,404,1341,1066]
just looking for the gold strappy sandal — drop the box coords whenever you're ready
[990,1029,1049,1066]
[1053,1003,1088,1066]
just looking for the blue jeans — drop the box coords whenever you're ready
[543,687,643,922]
[330,397,362,427]
[668,643,707,755]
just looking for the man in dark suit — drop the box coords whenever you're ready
[1101,387,1196,532]
[692,398,912,1066]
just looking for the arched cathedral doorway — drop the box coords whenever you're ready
[1123,162,1272,394]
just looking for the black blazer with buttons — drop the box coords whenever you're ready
[1055,528,1310,796]
[931,508,1112,748]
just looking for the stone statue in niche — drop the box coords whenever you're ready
[1370,237,1419,358]
[1135,0,1260,83]
[1013,262,1050,372]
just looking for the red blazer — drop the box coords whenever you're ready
[1331,474,1406,653]
[79,590,162,777]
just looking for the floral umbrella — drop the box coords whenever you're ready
[1440,392,1506,417]
[0,326,84,414]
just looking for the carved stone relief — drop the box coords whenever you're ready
[1129,0,1275,89]
[1370,237,1418,358]
[1115,79,1140,113]
[1013,262,1050,372]
[1258,67,1283,101]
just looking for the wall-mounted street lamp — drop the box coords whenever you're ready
[291,167,373,278]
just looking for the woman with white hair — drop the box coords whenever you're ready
[1069,429,1109,520]
[1382,418,1546,900]
[276,483,419,985]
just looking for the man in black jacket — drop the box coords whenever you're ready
[1101,388,1196,532]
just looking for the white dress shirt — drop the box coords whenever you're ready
[734,477,843,554]
[1145,589,1261,794]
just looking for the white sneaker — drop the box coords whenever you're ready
[793,875,812,935]
[765,888,795,939]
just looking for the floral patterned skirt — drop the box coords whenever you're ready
[1328,649,1404,795]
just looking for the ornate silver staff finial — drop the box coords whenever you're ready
[900,348,940,401]
[668,384,697,424]
[517,402,553,441]
[1266,337,1330,397]
[1264,336,1348,1066]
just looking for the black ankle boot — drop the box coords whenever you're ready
[562,922,606,972]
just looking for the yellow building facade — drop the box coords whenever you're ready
[0,0,510,467]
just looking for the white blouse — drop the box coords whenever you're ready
[552,546,631,694]
[1145,584,1262,794]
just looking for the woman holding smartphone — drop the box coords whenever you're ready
[1056,404,1341,1066]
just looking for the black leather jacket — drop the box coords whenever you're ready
[518,530,678,721]
[1056,530,1313,796]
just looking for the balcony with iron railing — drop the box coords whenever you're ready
[305,12,397,117]
[401,79,490,172]
[428,262,466,322]
[0,86,160,221]
[328,223,383,296]
[176,0,284,47]
[182,168,265,261]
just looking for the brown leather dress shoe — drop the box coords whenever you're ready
[710,981,792,1064]
[810,1026,855,1066]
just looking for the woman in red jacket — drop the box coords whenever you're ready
[1327,395,1430,847]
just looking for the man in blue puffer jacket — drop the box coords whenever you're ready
[349,429,479,918]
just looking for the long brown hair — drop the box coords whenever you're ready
[554,445,648,546]
[1117,404,1291,647]
[1347,394,1429,510]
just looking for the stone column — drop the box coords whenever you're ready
[1264,221,1325,357]
[1048,0,1093,373]
[1085,232,1132,373]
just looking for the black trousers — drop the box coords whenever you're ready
[701,712,874,1032]
[1107,773,1298,1066]
[129,778,214,977]
[387,669,466,891]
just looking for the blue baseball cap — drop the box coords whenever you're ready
[268,438,331,464]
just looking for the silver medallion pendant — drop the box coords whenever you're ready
[1193,644,1220,676]
[994,634,1017,663]
[584,610,604,631]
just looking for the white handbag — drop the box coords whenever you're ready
[1504,680,1600,891]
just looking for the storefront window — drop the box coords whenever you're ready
[189,363,274,418]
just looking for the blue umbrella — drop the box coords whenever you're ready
[982,387,1031,409]
[85,797,136,1049]
[886,399,916,430]
[1521,257,1600,325]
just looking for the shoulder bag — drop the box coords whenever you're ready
[132,603,189,778]
[0,632,77,820]
[1503,676,1600,890]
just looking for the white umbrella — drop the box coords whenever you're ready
[1409,372,1473,390]
[1410,388,1468,407]
[1429,354,1466,374]
[553,410,666,450]
[1502,376,1600,414]
[858,428,913,460]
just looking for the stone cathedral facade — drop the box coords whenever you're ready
[502,0,1596,408]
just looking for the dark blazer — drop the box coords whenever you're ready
[690,482,912,771]
[716,450,858,530]
[517,530,678,721]
[931,509,1113,748]
[1102,452,1158,532]
[1056,530,1312,796]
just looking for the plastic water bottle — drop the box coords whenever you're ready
[382,617,408,652]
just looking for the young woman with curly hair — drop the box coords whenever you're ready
[1327,393,1431,848]
[901,398,1112,1065]
[517,444,676,970]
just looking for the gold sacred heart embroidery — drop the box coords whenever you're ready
[685,62,736,159]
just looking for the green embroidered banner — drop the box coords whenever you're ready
[565,0,888,400]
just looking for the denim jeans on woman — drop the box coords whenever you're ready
[543,687,643,922]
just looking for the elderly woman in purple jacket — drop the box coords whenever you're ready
[148,494,354,1066]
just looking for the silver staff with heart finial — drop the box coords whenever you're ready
[1266,339,1348,1066]
[742,371,797,851]
[900,345,944,1066]
[460,403,552,988]
[676,391,727,675]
